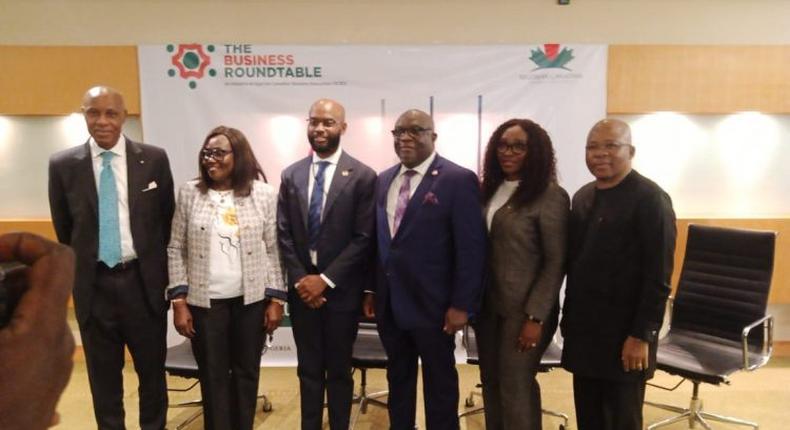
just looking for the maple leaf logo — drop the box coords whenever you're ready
[529,44,574,71]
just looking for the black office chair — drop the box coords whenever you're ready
[349,320,389,429]
[459,324,570,430]
[646,224,777,430]
[165,338,274,429]
[536,341,570,429]
[459,324,484,419]
[164,340,204,430]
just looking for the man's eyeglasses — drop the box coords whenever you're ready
[585,142,630,154]
[307,118,339,128]
[496,142,528,155]
[391,126,433,138]
[201,148,231,161]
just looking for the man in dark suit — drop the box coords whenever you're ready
[277,98,376,430]
[362,109,486,430]
[48,86,174,430]
[561,119,676,430]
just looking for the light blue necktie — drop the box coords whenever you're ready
[98,151,122,267]
[308,161,330,251]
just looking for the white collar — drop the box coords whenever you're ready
[399,151,436,177]
[311,146,343,166]
[90,135,127,159]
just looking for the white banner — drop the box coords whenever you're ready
[140,44,607,365]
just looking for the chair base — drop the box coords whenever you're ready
[168,388,272,429]
[350,367,388,429]
[541,408,570,430]
[258,393,273,413]
[459,385,484,418]
[458,386,570,429]
[646,382,758,430]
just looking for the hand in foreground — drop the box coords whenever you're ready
[263,300,284,334]
[621,335,649,372]
[362,293,376,319]
[296,275,327,303]
[517,319,543,352]
[443,307,468,335]
[0,233,75,430]
[172,300,195,338]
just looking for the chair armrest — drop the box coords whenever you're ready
[662,296,675,333]
[741,314,773,371]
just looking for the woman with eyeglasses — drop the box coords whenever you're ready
[474,118,570,430]
[166,126,286,430]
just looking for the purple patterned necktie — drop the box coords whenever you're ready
[392,170,417,235]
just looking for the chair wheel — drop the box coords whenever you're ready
[262,401,273,412]
[464,398,475,407]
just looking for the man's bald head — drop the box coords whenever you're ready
[396,109,434,130]
[307,98,346,157]
[81,86,127,150]
[309,98,345,123]
[393,109,436,168]
[587,118,632,146]
[81,86,126,111]
[585,118,634,189]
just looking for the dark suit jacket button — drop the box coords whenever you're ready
[199,254,204,259]
[247,251,252,255]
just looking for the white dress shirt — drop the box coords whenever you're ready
[386,151,437,236]
[306,147,344,288]
[206,189,244,299]
[89,136,136,261]
[485,180,520,231]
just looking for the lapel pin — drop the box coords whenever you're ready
[341,170,350,177]
[431,169,438,176]
[139,160,145,164]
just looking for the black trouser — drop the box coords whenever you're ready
[572,375,646,430]
[474,312,549,430]
[378,301,460,430]
[82,262,167,430]
[189,297,266,430]
[290,299,359,430]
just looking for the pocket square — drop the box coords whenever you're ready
[423,191,439,205]
[142,181,158,192]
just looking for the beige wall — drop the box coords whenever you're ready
[1,1,788,304]
[2,0,790,45]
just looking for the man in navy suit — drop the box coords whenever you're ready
[362,109,486,430]
[48,86,174,429]
[278,99,377,429]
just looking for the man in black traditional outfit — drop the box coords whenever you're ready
[561,119,676,430]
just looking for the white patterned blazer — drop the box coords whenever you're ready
[167,179,287,308]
